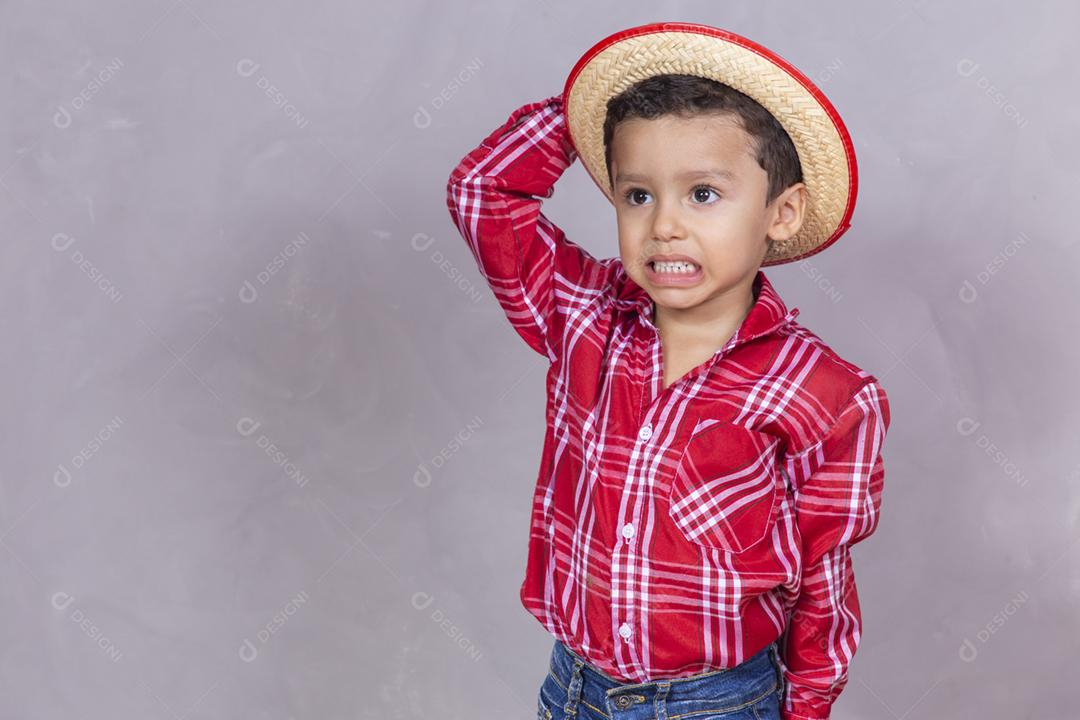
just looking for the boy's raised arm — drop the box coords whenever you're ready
[778,379,891,720]
[445,94,611,361]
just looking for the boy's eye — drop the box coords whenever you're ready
[691,185,720,204]
[621,186,721,206]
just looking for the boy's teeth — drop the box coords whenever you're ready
[651,260,699,273]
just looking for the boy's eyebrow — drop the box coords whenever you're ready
[614,168,738,184]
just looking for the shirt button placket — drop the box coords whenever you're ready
[616,423,651,652]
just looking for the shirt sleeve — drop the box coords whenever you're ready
[444,94,611,361]
[777,378,891,720]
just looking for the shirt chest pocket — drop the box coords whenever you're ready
[666,421,784,554]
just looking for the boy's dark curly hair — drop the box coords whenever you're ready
[603,74,803,208]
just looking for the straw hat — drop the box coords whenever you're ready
[562,22,858,266]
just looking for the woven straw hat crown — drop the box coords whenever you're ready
[563,22,858,266]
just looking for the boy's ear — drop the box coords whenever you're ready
[767,182,808,244]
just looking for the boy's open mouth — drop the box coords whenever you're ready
[648,259,700,273]
[645,256,703,286]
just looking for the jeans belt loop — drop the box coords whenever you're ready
[654,680,671,720]
[564,658,584,718]
[769,641,785,695]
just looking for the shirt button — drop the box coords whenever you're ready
[638,424,653,441]
[619,622,632,639]
[621,523,635,539]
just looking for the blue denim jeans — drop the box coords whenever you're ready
[537,639,784,720]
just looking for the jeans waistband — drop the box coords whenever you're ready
[545,639,783,718]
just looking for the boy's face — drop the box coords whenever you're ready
[609,112,805,322]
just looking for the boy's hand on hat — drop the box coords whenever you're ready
[504,94,577,161]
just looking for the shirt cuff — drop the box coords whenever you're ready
[781,707,831,720]
[779,691,837,720]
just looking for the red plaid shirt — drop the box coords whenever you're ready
[445,94,891,720]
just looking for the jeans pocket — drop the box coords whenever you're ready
[749,686,782,720]
[537,676,556,720]
[537,693,552,720]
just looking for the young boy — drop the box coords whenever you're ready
[445,24,889,720]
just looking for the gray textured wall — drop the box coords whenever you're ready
[3,0,1075,717]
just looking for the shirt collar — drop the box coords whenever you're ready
[613,267,801,352]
